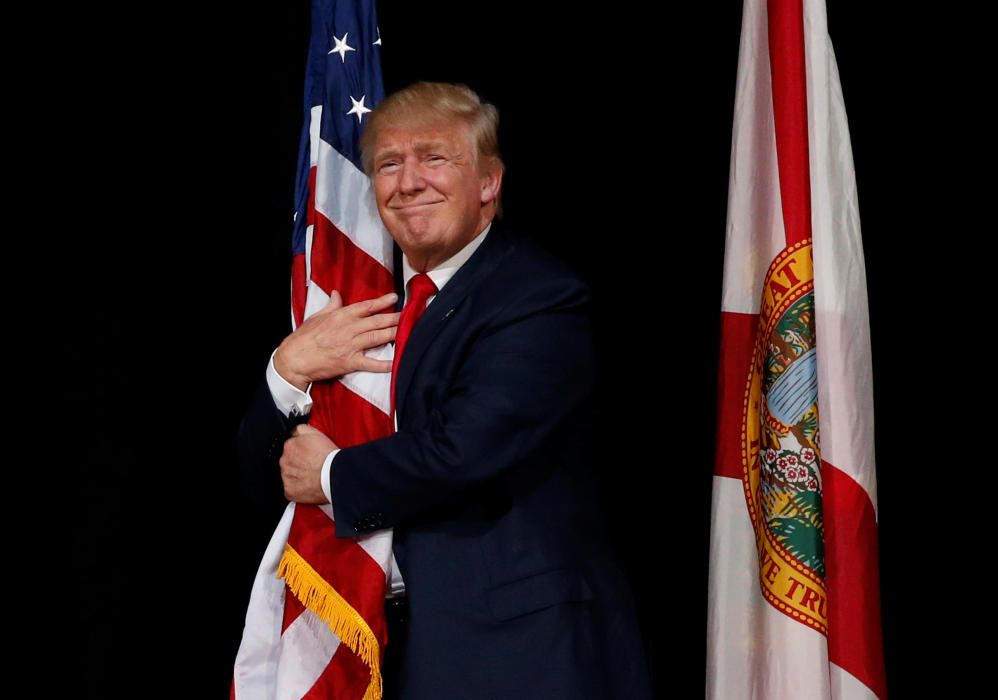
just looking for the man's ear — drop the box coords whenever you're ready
[480,166,504,206]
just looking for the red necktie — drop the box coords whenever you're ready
[390,272,438,420]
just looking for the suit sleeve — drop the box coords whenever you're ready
[330,273,595,538]
[235,367,305,514]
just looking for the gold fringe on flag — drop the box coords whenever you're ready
[278,544,383,700]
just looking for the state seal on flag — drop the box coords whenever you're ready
[741,239,828,634]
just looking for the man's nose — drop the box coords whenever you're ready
[398,159,425,194]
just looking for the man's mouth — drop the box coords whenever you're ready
[396,201,443,210]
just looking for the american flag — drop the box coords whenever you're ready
[232,1,399,698]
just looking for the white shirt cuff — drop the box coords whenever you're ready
[321,448,339,504]
[266,348,313,418]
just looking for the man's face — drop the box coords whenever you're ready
[371,120,495,270]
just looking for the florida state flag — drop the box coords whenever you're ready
[707,0,887,697]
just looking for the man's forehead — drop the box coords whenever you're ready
[374,122,471,154]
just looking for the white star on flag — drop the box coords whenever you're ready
[328,32,356,62]
[374,27,382,46]
[347,95,372,123]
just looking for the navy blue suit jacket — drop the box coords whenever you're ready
[238,220,652,699]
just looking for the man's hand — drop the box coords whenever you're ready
[274,290,400,390]
[280,424,340,504]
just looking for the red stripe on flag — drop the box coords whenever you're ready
[292,253,308,329]
[290,504,390,643]
[291,164,319,330]
[309,211,394,307]
[822,460,888,699]
[283,582,307,634]
[312,379,393,450]
[768,0,812,246]
[715,311,758,479]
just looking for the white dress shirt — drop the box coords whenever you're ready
[265,222,491,597]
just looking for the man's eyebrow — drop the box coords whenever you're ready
[374,147,402,163]
[411,139,448,153]
[375,140,450,162]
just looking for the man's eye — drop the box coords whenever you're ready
[378,161,400,173]
[427,155,446,164]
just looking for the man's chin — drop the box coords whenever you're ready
[391,230,441,262]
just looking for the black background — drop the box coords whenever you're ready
[59,1,982,697]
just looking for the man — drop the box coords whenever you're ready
[238,82,652,698]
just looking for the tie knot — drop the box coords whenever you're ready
[408,273,438,304]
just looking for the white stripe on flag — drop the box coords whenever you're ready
[275,609,342,700]
[720,0,788,315]
[314,139,393,272]
[309,105,322,167]
[303,280,331,322]
[804,0,878,506]
[338,341,393,417]
[707,476,832,699]
[305,223,315,296]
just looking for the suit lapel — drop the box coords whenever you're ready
[394,222,516,421]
